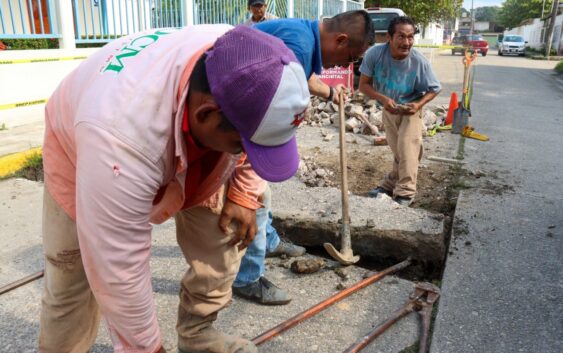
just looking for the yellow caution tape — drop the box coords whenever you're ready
[0,98,48,111]
[0,56,87,65]
[414,44,458,49]
[0,147,43,178]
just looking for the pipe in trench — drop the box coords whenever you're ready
[252,258,412,346]
[342,295,421,353]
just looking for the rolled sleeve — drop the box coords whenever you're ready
[227,155,266,210]
[75,123,163,353]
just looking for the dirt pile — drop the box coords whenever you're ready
[297,156,336,188]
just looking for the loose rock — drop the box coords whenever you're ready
[290,258,326,274]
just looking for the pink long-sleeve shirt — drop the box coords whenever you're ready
[43,24,266,352]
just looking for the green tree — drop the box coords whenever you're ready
[498,0,554,29]
[364,0,464,25]
[475,6,499,22]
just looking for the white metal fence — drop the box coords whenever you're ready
[504,14,563,53]
[1,0,364,47]
[0,0,59,39]
[194,0,247,25]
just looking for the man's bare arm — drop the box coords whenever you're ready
[308,73,346,103]
[358,74,398,113]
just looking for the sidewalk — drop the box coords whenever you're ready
[0,48,98,159]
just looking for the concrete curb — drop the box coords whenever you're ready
[0,147,42,178]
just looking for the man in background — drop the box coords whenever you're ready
[359,16,441,206]
[244,0,277,26]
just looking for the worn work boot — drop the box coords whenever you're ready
[177,312,257,353]
[266,240,306,258]
[394,196,413,207]
[367,187,392,198]
[232,276,291,305]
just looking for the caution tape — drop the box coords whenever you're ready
[0,98,48,110]
[414,44,458,49]
[0,55,87,65]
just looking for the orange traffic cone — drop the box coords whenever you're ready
[445,92,458,125]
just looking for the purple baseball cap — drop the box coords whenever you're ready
[205,25,310,182]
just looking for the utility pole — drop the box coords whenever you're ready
[470,0,474,35]
[545,0,560,58]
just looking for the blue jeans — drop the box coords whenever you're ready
[233,186,280,287]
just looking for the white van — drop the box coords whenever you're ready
[366,7,406,43]
[354,7,406,77]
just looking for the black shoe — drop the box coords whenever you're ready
[394,196,413,206]
[232,277,291,305]
[367,187,392,198]
[266,240,306,258]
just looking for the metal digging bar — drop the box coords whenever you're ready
[252,258,412,346]
[342,282,441,353]
[323,90,360,265]
[0,270,44,295]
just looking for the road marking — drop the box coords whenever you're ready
[0,56,87,65]
[0,99,48,111]
[0,147,43,178]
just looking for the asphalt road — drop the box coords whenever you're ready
[431,51,563,353]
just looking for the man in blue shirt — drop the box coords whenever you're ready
[233,10,375,305]
[359,16,441,206]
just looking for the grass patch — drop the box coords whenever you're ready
[15,152,44,181]
[0,150,44,181]
[555,60,563,74]
[0,123,7,131]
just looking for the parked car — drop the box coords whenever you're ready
[451,34,489,56]
[354,7,406,77]
[498,35,527,56]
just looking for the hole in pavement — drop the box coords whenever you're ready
[289,149,464,283]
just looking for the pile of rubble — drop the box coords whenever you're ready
[297,156,336,188]
[297,92,447,187]
[304,92,445,139]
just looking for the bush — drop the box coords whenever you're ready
[524,46,557,56]
[0,38,59,50]
[555,61,563,74]
[0,36,120,50]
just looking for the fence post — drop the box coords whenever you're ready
[288,0,294,18]
[56,0,76,49]
[342,0,347,12]
[318,0,323,19]
[182,0,194,26]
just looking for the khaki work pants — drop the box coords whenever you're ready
[39,185,243,352]
[380,109,423,199]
